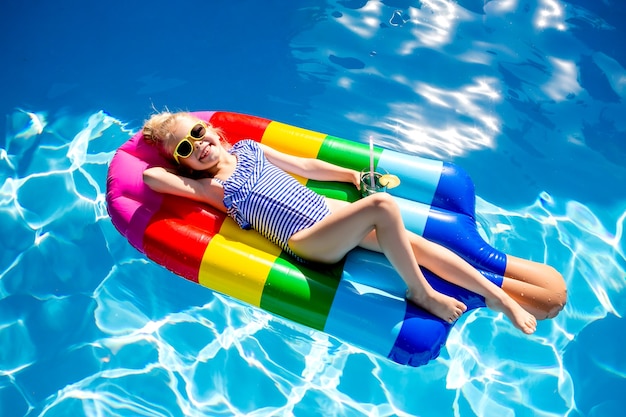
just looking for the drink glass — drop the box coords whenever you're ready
[360,168,388,198]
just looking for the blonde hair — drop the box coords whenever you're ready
[142,111,229,161]
[142,111,183,150]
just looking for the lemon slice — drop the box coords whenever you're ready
[378,174,401,189]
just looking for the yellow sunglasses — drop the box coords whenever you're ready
[173,121,208,164]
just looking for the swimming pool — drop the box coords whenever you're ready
[1,0,625,416]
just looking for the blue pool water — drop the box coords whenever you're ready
[2,1,625,416]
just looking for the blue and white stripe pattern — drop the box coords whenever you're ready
[221,140,330,259]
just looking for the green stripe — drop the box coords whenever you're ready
[317,135,382,171]
[261,256,343,330]
[307,180,360,203]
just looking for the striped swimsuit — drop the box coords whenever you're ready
[217,140,331,260]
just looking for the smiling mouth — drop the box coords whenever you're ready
[199,144,211,160]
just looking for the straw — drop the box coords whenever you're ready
[369,135,375,188]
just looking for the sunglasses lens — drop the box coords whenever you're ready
[190,123,206,139]
[173,122,207,162]
[176,140,193,158]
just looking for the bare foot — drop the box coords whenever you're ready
[486,294,537,334]
[406,288,467,323]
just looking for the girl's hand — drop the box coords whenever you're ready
[349,170,361,190]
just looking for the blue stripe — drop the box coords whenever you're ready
[395,196,431,236]
[432,162,476,218]
[388,305,450,366]
[377,149,443,206]
[324,249,407,358]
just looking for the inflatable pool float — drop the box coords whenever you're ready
[106,111,508,367]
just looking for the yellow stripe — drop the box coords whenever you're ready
[198,218,281,306]
[261,121,325,159]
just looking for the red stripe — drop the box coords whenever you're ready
[144,195,226,282]
[209,112,271,145]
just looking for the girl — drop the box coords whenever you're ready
[142,112,565,334]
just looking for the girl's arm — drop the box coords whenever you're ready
[143,167,226,212]
[260,144,360,187]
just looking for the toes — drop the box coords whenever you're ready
[525,318,537,334]
[447,309,464,323]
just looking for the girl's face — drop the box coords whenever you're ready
[169,116,223,170]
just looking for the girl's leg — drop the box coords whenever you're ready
[361,230,565,319]
[325,198,566,320]
[502,256,567,319]
[289,193,467,323]
[359,230,537,333]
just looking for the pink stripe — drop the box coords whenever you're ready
[106,111,216,251]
